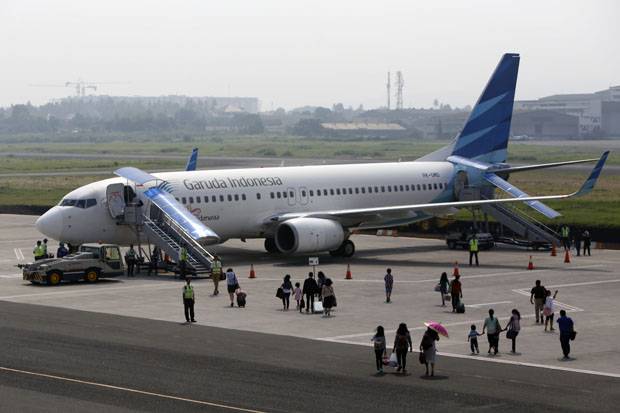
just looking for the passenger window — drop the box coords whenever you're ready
[234,194,239,201]
[348,188,353,195]
[417,184,421,191]
[394,186,398,192]
[330,189,334,196]
[212,195,217,202]
[381,186,385,192]
[323,189,328,196]
[220,195,224,202]
[368,187,372,193]
[196,197,201,204]
[361,187,366,194]
[270,192,275,199]
[242,194,246,201]
[204,196,209,203]
[355,188,359,194]
[175,198,179,202]
[182,197,187,204]
[405,185,410,191]
[433,183,438,190]
[289,191,294,198]
[374,186,379,193]
[86,199,97,208]
[316,190,321,197]
[277,192,281,199]
[256,193,261,200]
[387,186,392,192]
[400,185,404,191]
[423,184,427,190]
[226,195,231,202]
[336,188,341,195]
[189,197,194,204]
[342,188,346,194]
[309,190,314,196]
[283,192,287,198]
[301,190,306,197]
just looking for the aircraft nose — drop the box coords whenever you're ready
[35,207,64,240]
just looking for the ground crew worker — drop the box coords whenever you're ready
[33,240,45,261]
[125,245,137,276]
[469,235,479,267]
[211,255,222,295]
[42,238,49,258]
[560,225,570,250]
[179,246,188,279]
[182,278,196,323]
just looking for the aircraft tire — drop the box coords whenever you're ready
[264,238,279,254]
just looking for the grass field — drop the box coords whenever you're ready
[0,134,618,229]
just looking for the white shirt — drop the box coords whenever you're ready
[544,297,555,312]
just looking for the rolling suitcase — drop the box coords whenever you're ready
[456,301,465,313]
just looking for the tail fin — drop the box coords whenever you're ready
[451,53,520,163]
[185,148,198,171]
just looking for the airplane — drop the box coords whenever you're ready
[36,53,609,258]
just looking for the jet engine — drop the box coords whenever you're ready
[275,218,345,254]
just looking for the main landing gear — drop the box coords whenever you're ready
[264,238,279,254]
[330,239,355,258]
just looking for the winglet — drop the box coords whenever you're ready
[185,148,198,171]
[574,151,609,197]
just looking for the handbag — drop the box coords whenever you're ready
[300,298,305,308]
[275,287,284,299]
[570,331,577,341]
[384,352,398,367]
[419,352,426,364]
[434,283,441,292]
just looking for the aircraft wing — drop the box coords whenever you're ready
[269,151,608,226]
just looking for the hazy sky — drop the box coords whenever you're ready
[1,0,618,110]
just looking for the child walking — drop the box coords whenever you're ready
[294,282,303,312]
[468,324,481,354]
[371,326,387,373]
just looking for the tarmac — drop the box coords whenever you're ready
[1,214,620,411]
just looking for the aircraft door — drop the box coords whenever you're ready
[299,186,309,205]
[454,170,469,200]
[106,183,126,218]
[287,188,296,206]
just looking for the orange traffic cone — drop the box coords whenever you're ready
[248,264,256,278]
[452,261,460,277]
[550,243,557,257]
[527,255,535,270]
[564,250,571,263]
[345,264,352,280]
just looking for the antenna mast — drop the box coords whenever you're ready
[386,72,391,110]
[395,71,404,110]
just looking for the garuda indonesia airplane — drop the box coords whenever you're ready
[36,53,608,257]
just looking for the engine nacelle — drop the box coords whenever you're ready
[275,218,345,254]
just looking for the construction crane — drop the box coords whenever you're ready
[29,79,129,97]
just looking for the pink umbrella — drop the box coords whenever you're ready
[424,321,449,338]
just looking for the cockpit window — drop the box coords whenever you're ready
[60,198,97,208]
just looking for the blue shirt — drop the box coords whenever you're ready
[557,316,574,335]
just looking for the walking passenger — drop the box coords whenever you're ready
[574,232,582,257]
[420,327,439,377]
[582,230,591,256]
[322,278,336,317]
[392,323,412,373]
[530,280,547,324]
[182,278,196,323]
[211,255,222,296]
[148,246,160,276]
[302,272,318,313]
[294,282,303,312]
[281,274,293,310]
[544,290,559,332]
[439,272,449,307]
[450,274,463,313]
[482,308,502,355]
[468,324,481,354]
[469,234,479,266]
[226,268,239,307]
[371,326,387,374]
[557,310,575,360]
[384,268,394,303]
[505,309,521,353]
[317,271,326,301]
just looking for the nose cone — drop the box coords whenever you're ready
[36,207,64,240]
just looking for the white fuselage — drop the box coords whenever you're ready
[36,161,457,246]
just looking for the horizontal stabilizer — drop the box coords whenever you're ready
[483,173,561,218]
[487,157,601,174]
[144,187,219,243]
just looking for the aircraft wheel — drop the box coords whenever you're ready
[264,238,278,253]
[341,240,355,258]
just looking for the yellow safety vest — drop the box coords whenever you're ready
[212,260,222,275]
[469,238,479,252]
[33,245,44,257]
[180,248,188,262]
[561,226,569,237]
[183,285,194,299]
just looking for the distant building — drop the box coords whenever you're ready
[514,86,620,136]
[511,110,579,138]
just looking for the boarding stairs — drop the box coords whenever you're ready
[459,187,561,246]
[141,207,214,276]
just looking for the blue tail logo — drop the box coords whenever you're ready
[451,53,520,163]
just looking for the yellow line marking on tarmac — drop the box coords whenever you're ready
[0,366,269,413]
